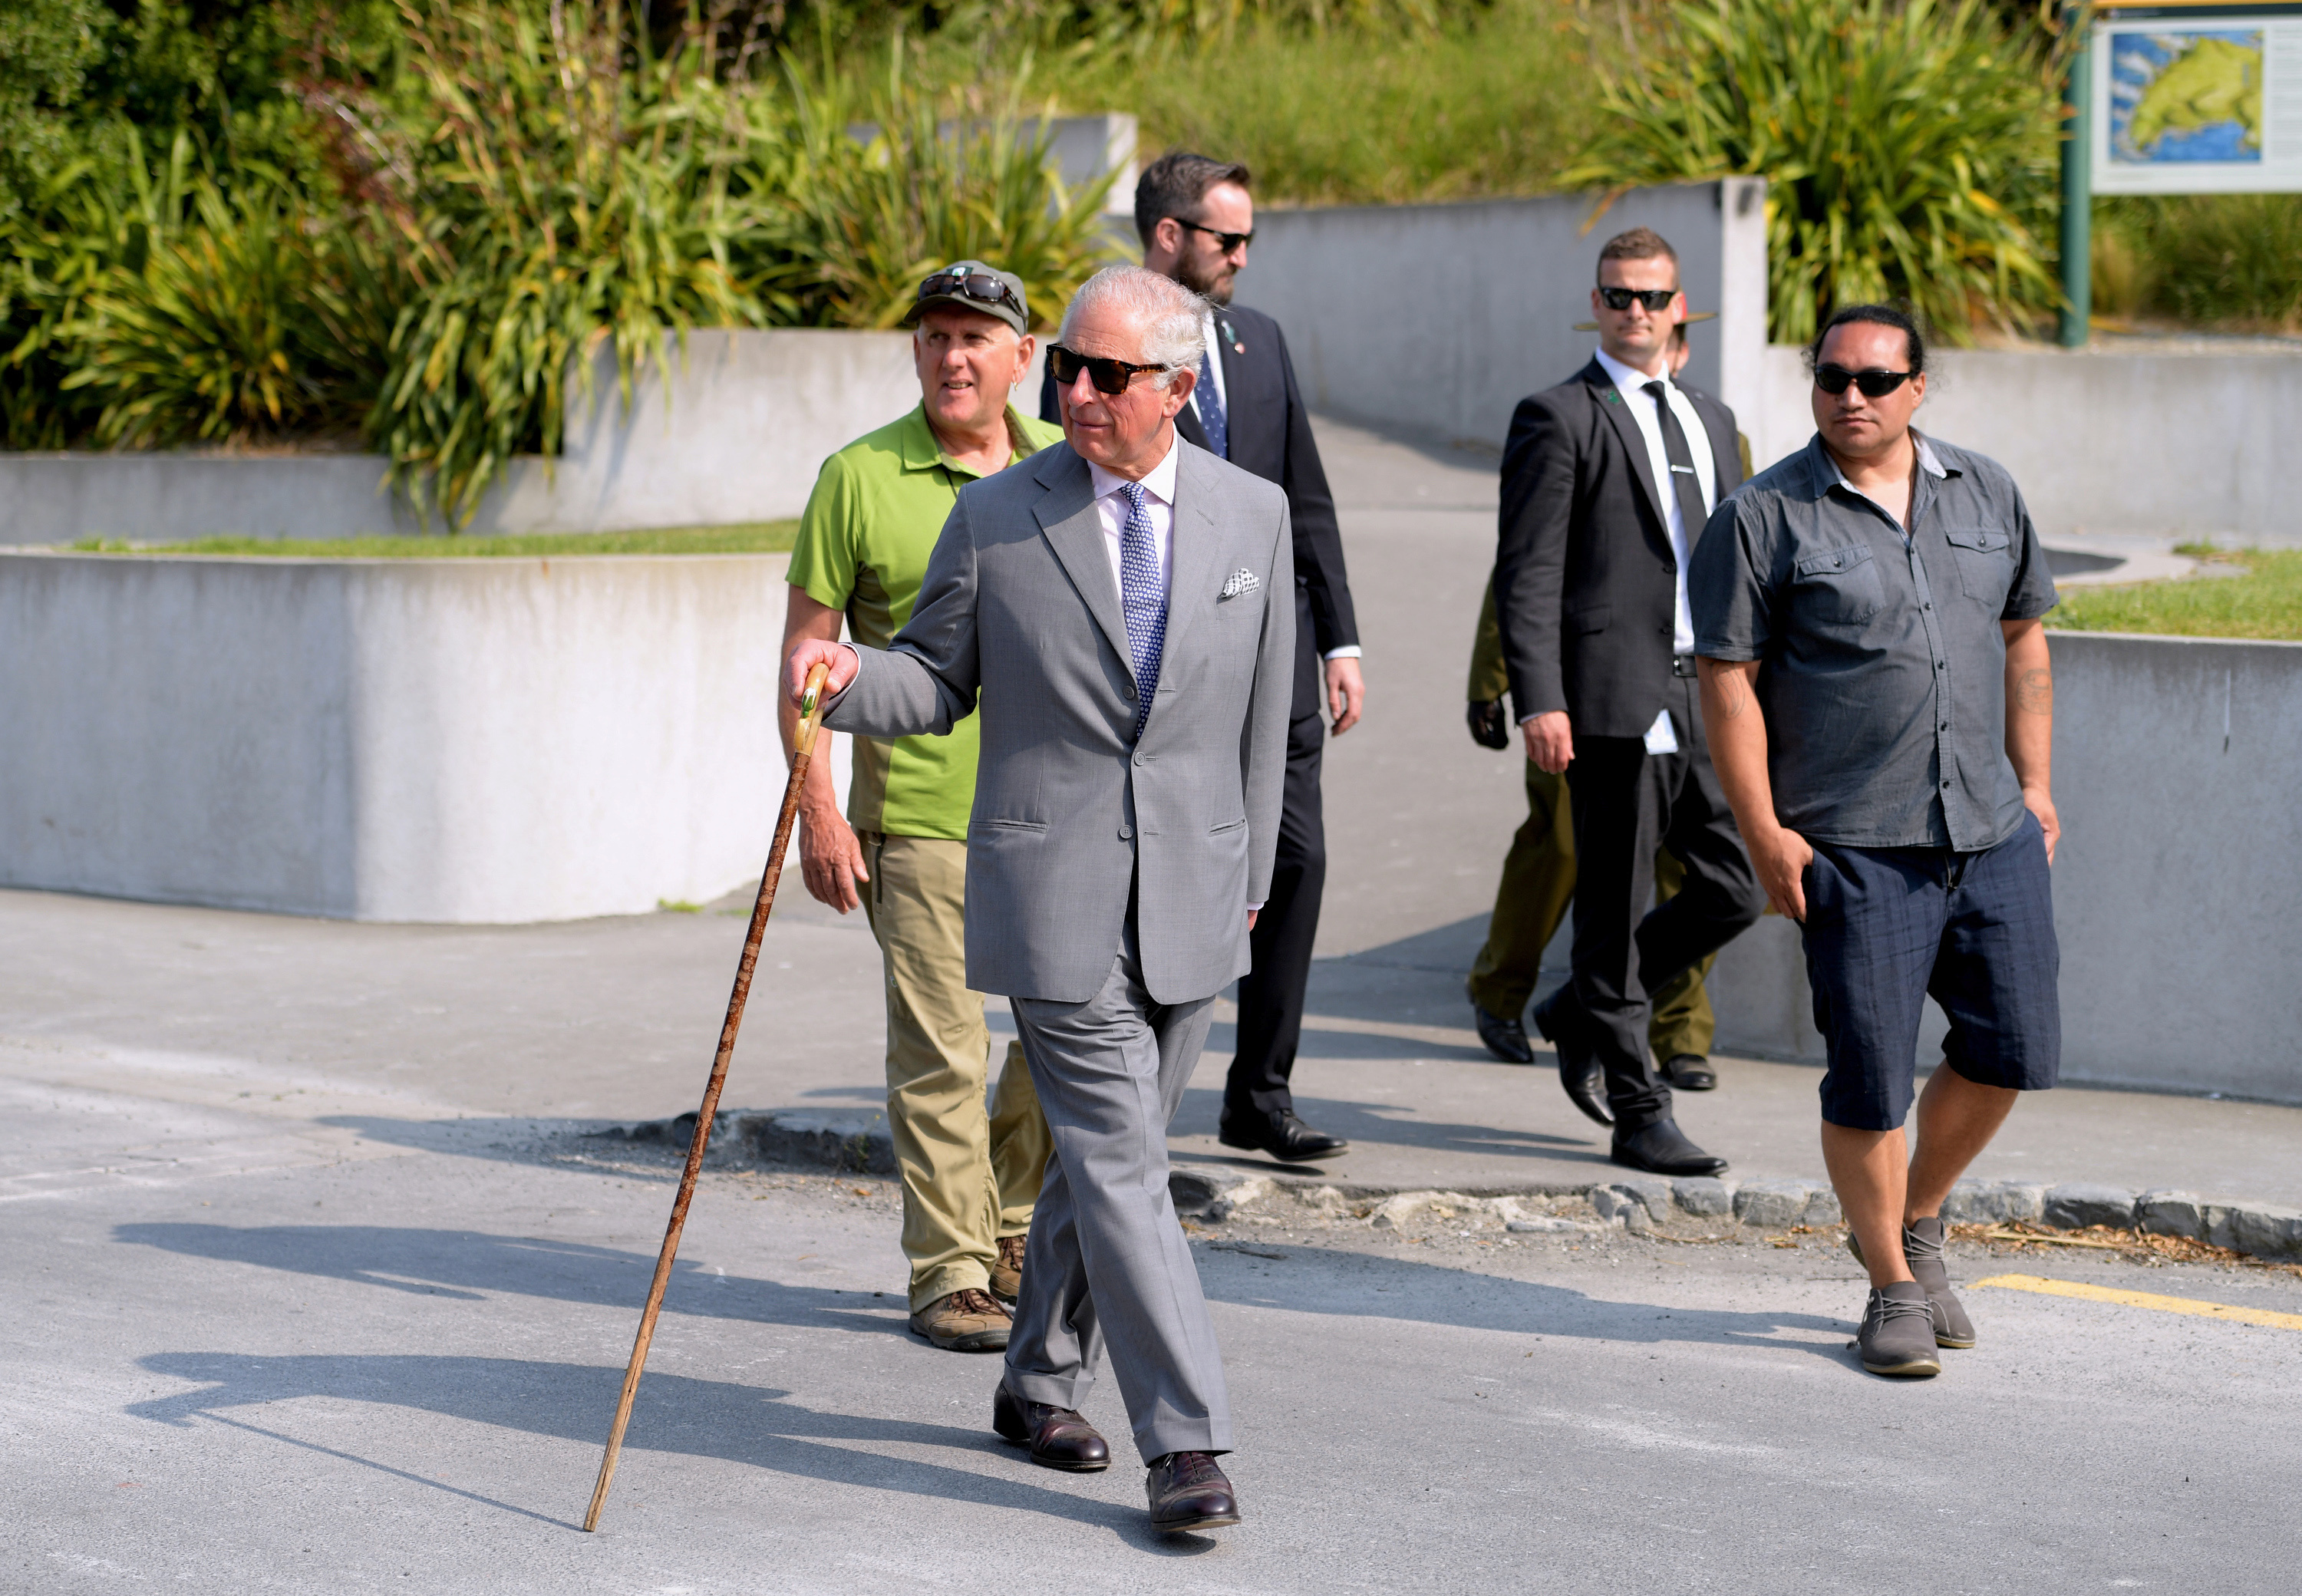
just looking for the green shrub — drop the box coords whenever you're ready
[2096,196,2302,332]
[62,180,388,446]
[777,41,1121,329]
[1568,0,2061,344]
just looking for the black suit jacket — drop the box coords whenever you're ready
[1041,302,1356,720]
[1492,358,1742,740]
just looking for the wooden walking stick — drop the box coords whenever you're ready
[582,660,832,1533]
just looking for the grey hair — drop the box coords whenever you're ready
[1056,265,1207,390]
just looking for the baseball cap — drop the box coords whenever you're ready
[903,261,1030,335]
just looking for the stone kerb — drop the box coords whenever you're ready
[1707,629,2302,1106]
[0,549,800,922]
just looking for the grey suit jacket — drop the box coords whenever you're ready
[823,436,1296,1005]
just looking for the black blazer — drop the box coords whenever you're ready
[1492,358,1743,740]
[1041,301,1356,720]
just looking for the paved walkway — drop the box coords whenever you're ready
[3,417,2296,1211]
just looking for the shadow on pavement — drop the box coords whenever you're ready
[124,1353,1198,1546]
[114,1222,906,1334]
[1192,1242,1854,1366]
[1168,1086,1601,1163]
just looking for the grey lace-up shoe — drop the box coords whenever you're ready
[1848,1216,1977,1349]
[1858,1281,1943,1377]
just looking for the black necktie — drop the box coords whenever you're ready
[1643,380,1709,542]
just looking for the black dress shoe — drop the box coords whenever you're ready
[1662,1054,1717,1091]
[1468,984,1535,1063]
[1611,1117,1728,1176]
[992,1383,1110,1472]
[1218,1106,1347,1162]
[1146,1451,1241,1534]
[1532,988,1613,1128]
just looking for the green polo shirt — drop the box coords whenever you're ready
[788,402,1064,841]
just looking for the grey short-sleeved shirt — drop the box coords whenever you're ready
[1687,431,2057,850]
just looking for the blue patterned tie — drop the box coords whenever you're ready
[1117,481,1168,739]
[1196,348,1228,460]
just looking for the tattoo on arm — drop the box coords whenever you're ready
[2015,668,2052,715]
[1717,669,1752,719]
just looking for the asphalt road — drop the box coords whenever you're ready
[6,418,2301,1591]
[8,1110,2300,1594]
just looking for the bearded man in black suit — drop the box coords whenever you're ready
[1042,150,1363,1165]
[1492,226,1764,1176]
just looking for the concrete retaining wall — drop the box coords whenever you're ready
[0,331,1044,543]
[1710,631,2302,1106]
[1747,342,2302,542]
[0,550,810,922]
[1242,180,1772,453]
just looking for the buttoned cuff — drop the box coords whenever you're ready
[1323,646,1362,661]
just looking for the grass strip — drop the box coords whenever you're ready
[2048,548,2302,641]
[68,523,799,559]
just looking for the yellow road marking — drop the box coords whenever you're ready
[1973,1274,2302,1331]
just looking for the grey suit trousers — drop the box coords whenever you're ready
[1003,915,1230,1463]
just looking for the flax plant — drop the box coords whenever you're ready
[779,40,1122,330]
[369,0,782,525]
[1568,0,2062,343]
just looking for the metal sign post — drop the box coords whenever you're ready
[2062,4,2094,348]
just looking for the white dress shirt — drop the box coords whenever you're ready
[1182,313,1361,664]
[1187,308,1230,430]
[1593,345,1717,657]
[1087,430,1179,602]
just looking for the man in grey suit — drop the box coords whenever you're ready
[785,264,1294,1535]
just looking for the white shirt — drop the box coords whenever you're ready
[1187,308,1230,433]
[1594,345,1717,656]
[1181,312,1361,663]
[1087,430,1179,602]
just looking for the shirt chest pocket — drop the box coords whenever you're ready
[1944,527,2013,614]
[1792,542,1885,625]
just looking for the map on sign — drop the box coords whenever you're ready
[2109,29,2264,164]
[2090,10,2302,194]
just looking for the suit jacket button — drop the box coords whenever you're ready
[1119,824,1135,840]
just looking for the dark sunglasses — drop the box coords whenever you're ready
[1814,364,1916,398]
[1171,217,1255,253]
[1598,285,1678,312]
[1047,344,1173,396]
[916,269,1024,318]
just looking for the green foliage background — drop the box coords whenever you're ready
[2,0,2297,510]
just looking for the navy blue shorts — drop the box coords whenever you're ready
[1799,810,2060,1132]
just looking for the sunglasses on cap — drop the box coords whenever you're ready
[1047,344,1174,396]
[1598,285,1678,312]
[1814,364,1916,397]
[916,269,1025,318]
[1171,218,1255,253]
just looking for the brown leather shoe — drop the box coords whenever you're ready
[991,1382,1110,1472]
[1146,1451,1240,1533]
[908,1289,1010,1352]
[989,1233,1027,1304]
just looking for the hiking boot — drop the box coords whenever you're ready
[989,1233,1027,1305]
[908,1288,1011,1352]
[1857,1281,1943,1377]
[1848,1216,1976,1349]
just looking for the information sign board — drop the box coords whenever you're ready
[2090,5,2302,193]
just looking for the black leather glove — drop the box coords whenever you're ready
[1466,697,1510,750]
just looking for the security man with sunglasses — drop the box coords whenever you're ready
[1691,303,2061,1379]
[1492,226,1766,1177]
[782,261,1062,1356]
[1039,150,1362,1166]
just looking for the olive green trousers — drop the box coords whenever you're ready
[861,833,1053,1311]
[1465,762,1717,1061]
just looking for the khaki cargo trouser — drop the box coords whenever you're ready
[860,832,1054,1311]
[1465,762,1717,1061]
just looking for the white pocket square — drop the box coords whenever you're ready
[1220,568,1261,599]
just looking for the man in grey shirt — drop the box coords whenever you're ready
[1688,303,2061,1380]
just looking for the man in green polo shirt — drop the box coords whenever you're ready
[778,262,1064,1353]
